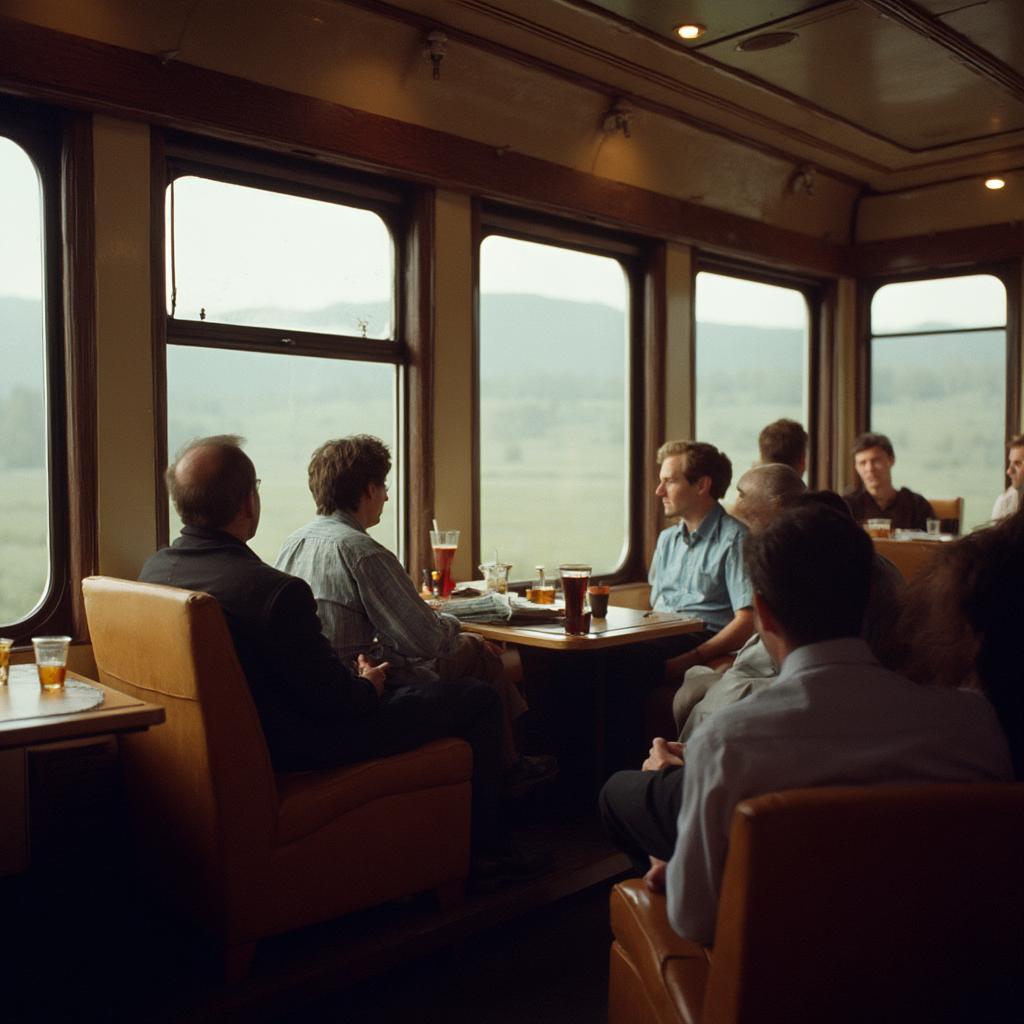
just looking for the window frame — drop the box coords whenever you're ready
[693,254,826,488]
[475,204,649,585]
[155,133,417,560]
[0,96,75,641]
[858,263,1020,445]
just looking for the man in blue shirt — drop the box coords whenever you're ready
[647,440,754,684]
[605,441,754,769]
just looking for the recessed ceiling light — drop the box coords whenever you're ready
[985,177,1006,190]
[674,23,706,41]
[737,31,799,52]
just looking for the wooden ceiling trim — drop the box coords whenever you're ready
[351,0,877,182]
[849,222,1024,277]
[861,0,1024,106]
[0,15,846,276]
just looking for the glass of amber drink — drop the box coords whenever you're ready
[559,564,592,635]
[0,637,13,686]
[429,530,460,598]
[865,518,892,539]
[32,635,71,691]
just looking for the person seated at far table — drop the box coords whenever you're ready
[140,435,539,878]
[991,433,1024,521]
[665,505,1010,944]
[758,418,808,477]
[843,431,934,530]
[276,434,556,798]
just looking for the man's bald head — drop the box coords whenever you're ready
[166,435,257,530]
[734,462,806,531]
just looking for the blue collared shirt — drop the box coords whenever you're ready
[648,503,752,632]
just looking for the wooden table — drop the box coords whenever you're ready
[464,606,704,784]
[461,605,704,650]
[0,664,165,874]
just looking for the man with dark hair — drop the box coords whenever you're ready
[276,434,556,795]
[992,433,1024,520]
[757,418,807,476]
[844,431,934,529]
[664,504,1010,943]
[141,436,530,872]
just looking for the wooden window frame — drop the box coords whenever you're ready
[0,96,96,643]
[693,255,828,489]
[153,132,423,564]
[475,204,652,586]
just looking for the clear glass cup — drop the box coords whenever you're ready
[865,518,892,539]
[32,635,71,691]
[479,561,513,594]
[0,637,13,686]
[559,564,592,635]
[588,585,611,618]
[926,518,942,537]
[429,529,460,598]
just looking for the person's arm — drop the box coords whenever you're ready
[355,549,461,659]
[665,732,732,945]
[266,577,381,720]
[663,609,754,684]
[642,737,685,772]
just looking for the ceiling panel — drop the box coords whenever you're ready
[700,2,1024,149]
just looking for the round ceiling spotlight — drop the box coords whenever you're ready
[736,31,799,52]
[985,177,1007,190]
[674,23,706,41]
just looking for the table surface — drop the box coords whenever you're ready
[0,665,165,750]
[461,605,704,651]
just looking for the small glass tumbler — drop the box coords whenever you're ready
[32,635,71,691]
[865,518,892,539]
[926,518,942,537]
[0,637,13,686]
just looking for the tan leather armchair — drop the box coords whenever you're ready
[609,784,1024,1024]
[83,576,473,979]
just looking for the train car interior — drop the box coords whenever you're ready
[1,1,1023,1020]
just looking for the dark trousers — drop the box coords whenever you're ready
[603,630,713,771]
[599,765,686,875]
[367,679,506,854]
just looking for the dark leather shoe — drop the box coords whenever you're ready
[503,753,559,800]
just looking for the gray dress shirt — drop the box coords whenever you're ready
[666,638,1012,945]
[275,511,460,682]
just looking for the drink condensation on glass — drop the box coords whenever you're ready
[32,635,71,691]
[429,529,460,598]
[559,564,592,636]
[0,637,13,686]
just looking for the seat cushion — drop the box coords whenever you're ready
[610,880,710,1024]
[275,737,472,844]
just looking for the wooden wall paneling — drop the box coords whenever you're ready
[405,186,436,582]
[61,110,98,639]
[0,15,845,279]
[150,128,169,549]
[642,244,667,569]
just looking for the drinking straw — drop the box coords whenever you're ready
[432,518,439,533]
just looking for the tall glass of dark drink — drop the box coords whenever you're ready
[429,529,460,598]
[559,564,592,635]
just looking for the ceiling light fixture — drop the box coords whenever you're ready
[985,177,1007,190]
[674,23,706,41]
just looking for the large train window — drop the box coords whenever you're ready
[695,270,810,499]
[478,233,632,578]
[870,274,1007,532]
[164,158,403,565]
[0,130,54,631]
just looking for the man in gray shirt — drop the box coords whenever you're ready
[276,434,555,792]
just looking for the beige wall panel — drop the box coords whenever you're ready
[432,190,474,582]
[663,243,694,446]
[92,116,156,580]
[858,174,1024,241]
[0,0,854,240]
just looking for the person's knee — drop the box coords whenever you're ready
[599,770,642,823]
